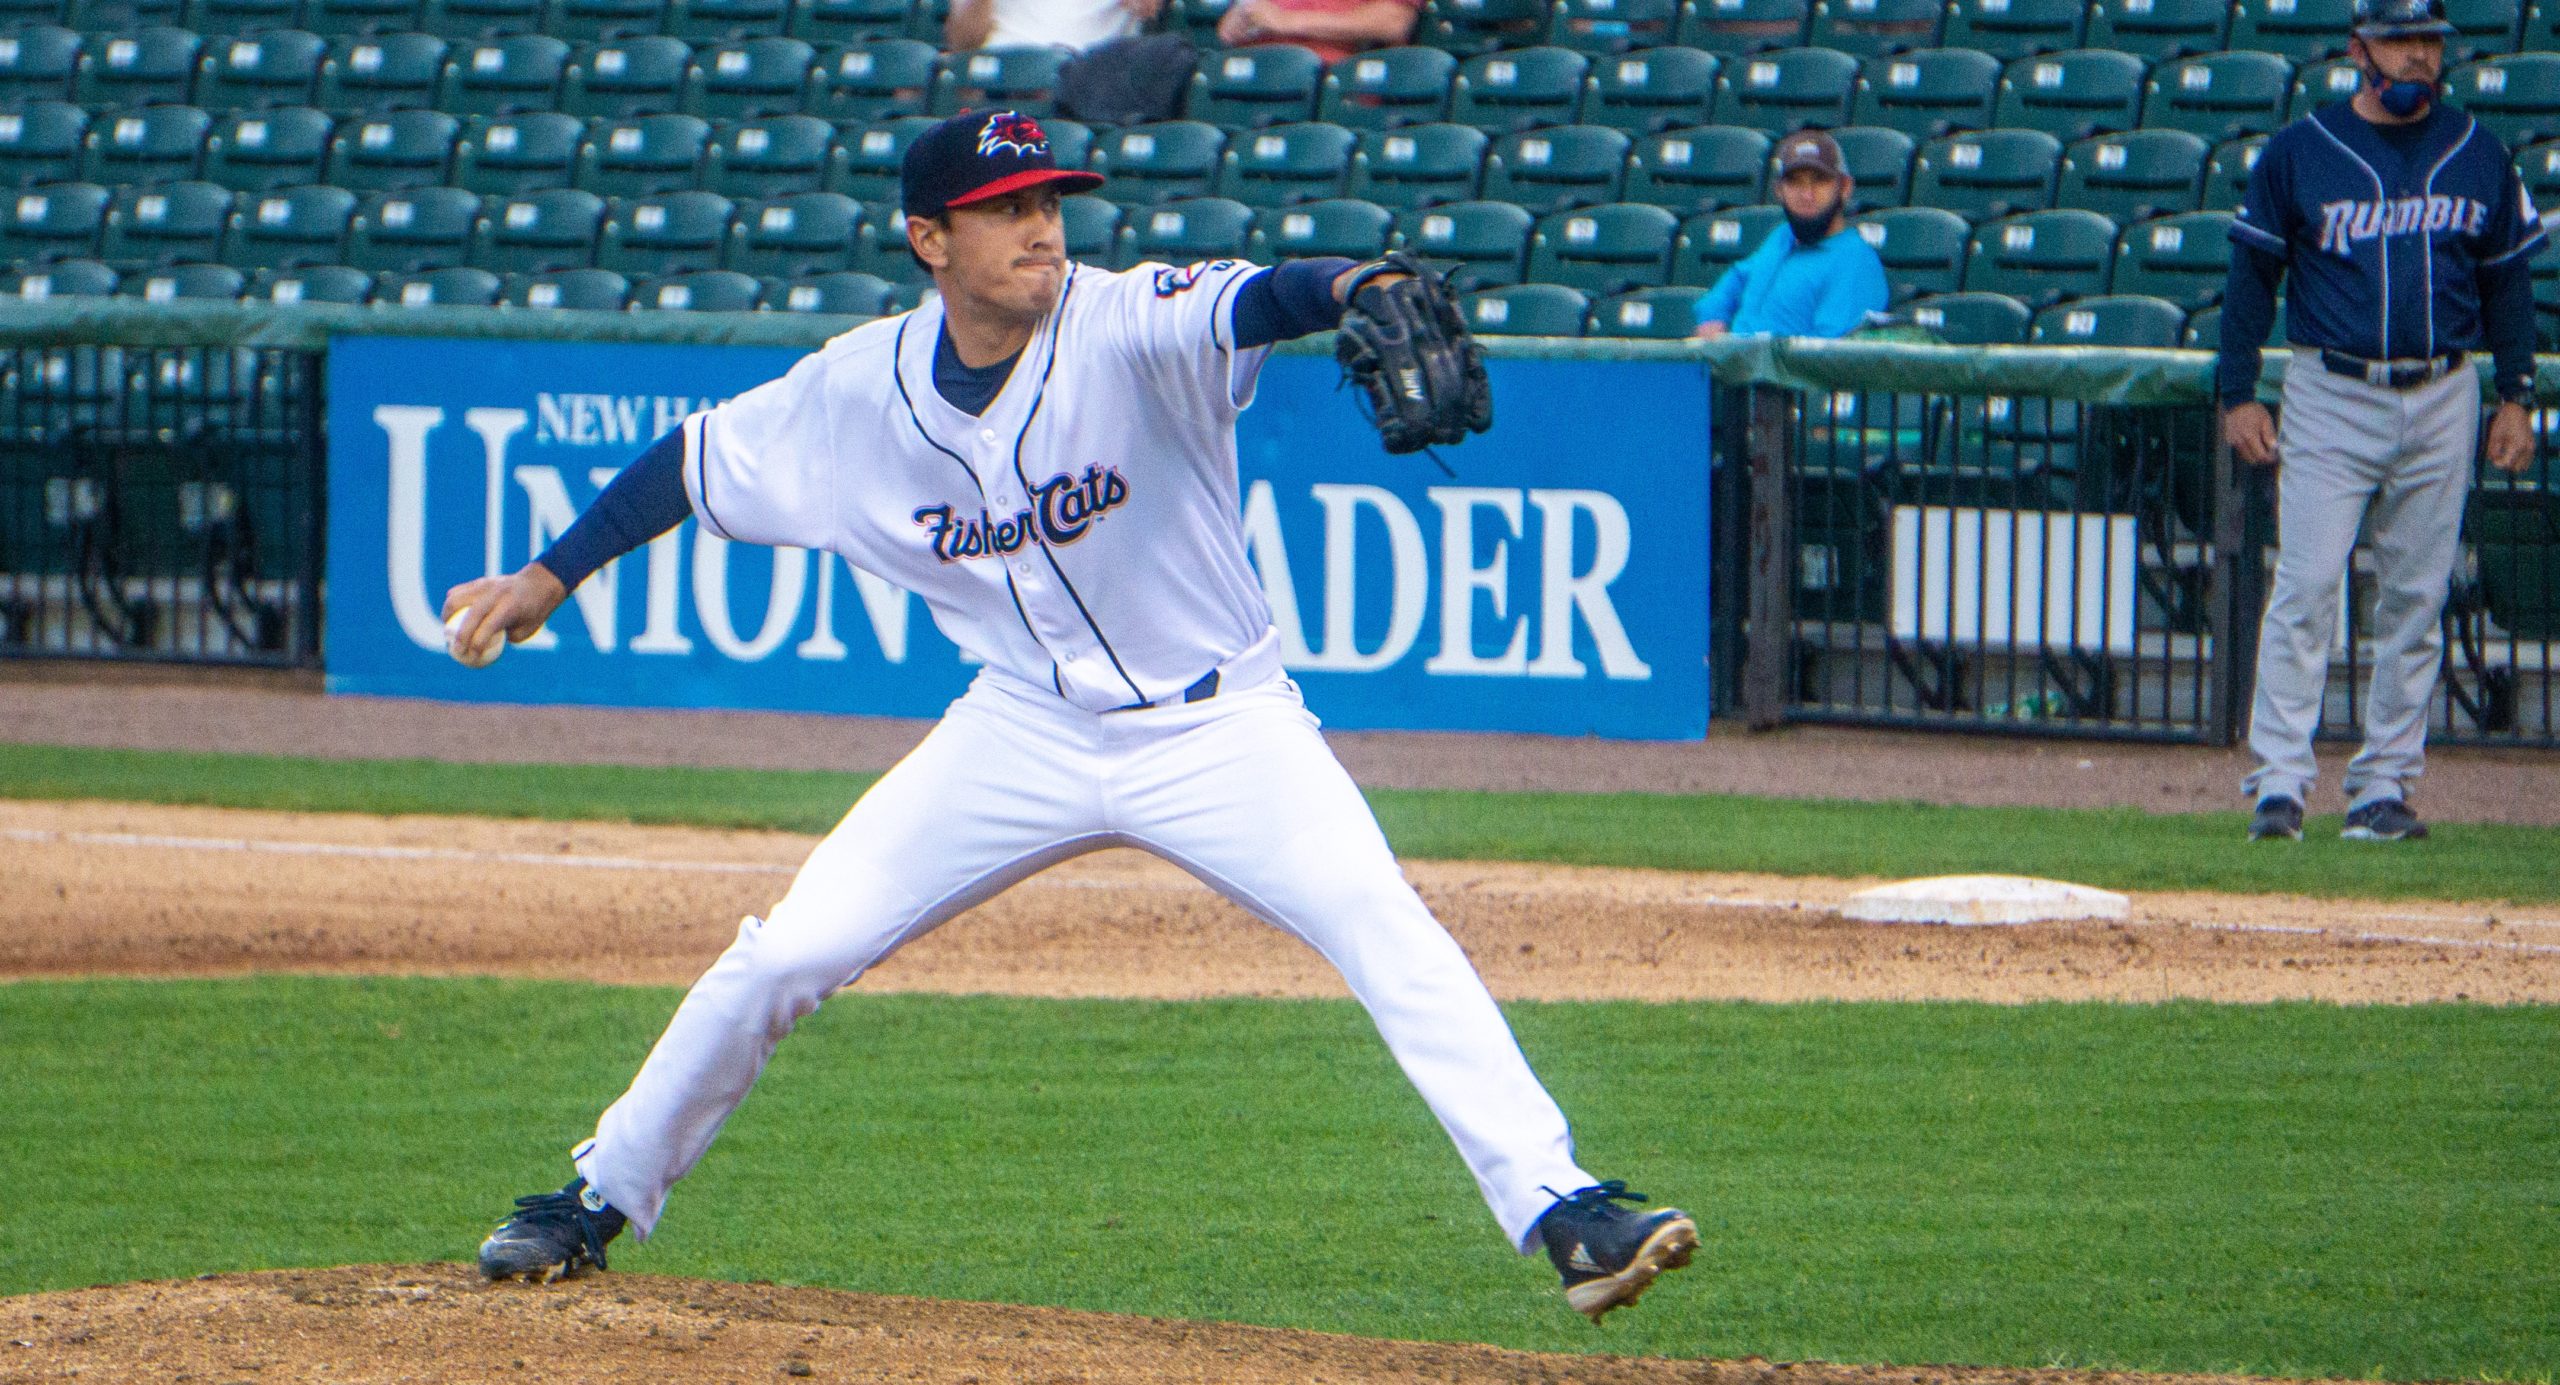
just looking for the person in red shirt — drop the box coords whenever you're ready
[1215,0,1421,64]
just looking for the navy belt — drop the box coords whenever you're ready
[1108,668,1221,713]
[2320,349,2465,390]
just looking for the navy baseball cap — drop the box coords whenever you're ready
[900,110,1103,221]
[2352,0,2454,37]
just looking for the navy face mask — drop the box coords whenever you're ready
[2361,56,2436,118]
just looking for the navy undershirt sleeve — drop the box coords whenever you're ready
[532,429,691,591]
[1232,257,1357,348]
[2217,241,2286,408]
[2479,254,2538,402]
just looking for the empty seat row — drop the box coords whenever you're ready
[0,0,946,43]
[1458,281,2220,344]
[0,256,942,310]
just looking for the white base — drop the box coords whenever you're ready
[1840,874,2131,926]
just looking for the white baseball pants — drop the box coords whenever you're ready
[2244,358,2477,809]
[575,663,1596,1252]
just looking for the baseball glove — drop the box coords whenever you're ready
[1334,252,1493,456]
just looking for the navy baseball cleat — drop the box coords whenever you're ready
[1534,1181,1698,1323]
[2248,796,2304,841]
[477,1177,627,1283]
[2342,798,2428,841]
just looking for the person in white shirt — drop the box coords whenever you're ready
[947,0,1162,50]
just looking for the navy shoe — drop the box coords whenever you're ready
[2247,796,2304,841]
[477,1176,627,1283]
[2342,798,2428,841]
[1534,1180,1698,1323]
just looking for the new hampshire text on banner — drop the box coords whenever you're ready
[324,334,1711,738]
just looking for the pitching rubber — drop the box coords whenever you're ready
[1566,1215,1700,1323]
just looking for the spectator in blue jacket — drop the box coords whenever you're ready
[1693,131,1889,339]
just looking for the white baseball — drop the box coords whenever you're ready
[446,607,503,669]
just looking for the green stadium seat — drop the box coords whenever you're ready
[723,187,854,276]
[221,180,355,265]
[1671,201,1782,284]
[1963,207,2117,307]
[1463,281,1589,334]
[703,113,836,197]
[0,101,90,186]
[1991,48,2146,141]
[82,103,211,185]
[196,29,327,110]
[1040,114,1091,169]
[437,33,567,116]
[2444,0,2520,59]
[2520,138,2560,215]
[72,0,184,25]
[932,42,1062,117]
[420,0,543,35]
[545,0,661,40]
[1851,47,2001,139]
[1345,121,1485,208]
[574,113,711,196]
[1090,119,1225,203]
[667,0,785,39]
[829,113,929,201]
[2464,482,2560,641]
[2029,292,2184,346]
[631,265,759,309]
[2056,129,2207,225]
[2181,300,2288,349]
[2200,133,2260,211]
[0,25,82,102]
[1317,45,1457,129]
[1526,200,1677,293]
[596,186,730,274]
[1906,289,2028,342]
[2287,56,2360,117]
[118,258,243,296]
[1587,283,1703,336]
[771,267,891,313]
[786,0,907,45]
[1908,128,2059,220]
[342,182,474,266]
[200,104,330,189]
[1393,198,1532,287]
[2085,0,2228,58]
[1677,0,1810,53]
[99,178,233,267]
[468,184,604,271]
[1805,0,1942,56]
[246,262,367,298]
[2,254,115,294]
[1711,44,1857,132]
[560,36,690,119]
[2226,0,2351,62]
[1246,194,1394,259]
[184,0,302,35]
[1187,44,1322,127]
[502,264,626,306]
[1217,120,1356,206]
[1580,45,1720,133]
[1061,191,1114,260]
[1116,194,1251,264]
[1449,46,1590,131]
[323,106,456,189]
[1548,0,1685,53]
[847,195,918,278]
[901,0,947,44]
[1167,0,1227,43]
[1939,0,2085,58]
[1847,203,1964,298]
[452,110,577,192]
[74,25,201,107]
[682,37,815,120]
[371,261,497,302]
[314,31,447,112]
[1429,0,1551,56]
[302,0,419,35]
[2525,0,2560,47]
[2108,208,2231,308]
[2142,50,2292,145]
[2450,55,2560,151]
[0,0,67,18]
[1481,122,1628,211]
[1826,123,1912,209]
[0,179,108,260]
[1621,121,1766,211]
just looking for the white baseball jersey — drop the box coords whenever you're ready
[681,259,1278,712]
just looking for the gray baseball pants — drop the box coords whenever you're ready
[2244,357,2476,810]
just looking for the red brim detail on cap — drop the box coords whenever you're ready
[947,168,1106,208]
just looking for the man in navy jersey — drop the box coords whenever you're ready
[2218,0,2543,843]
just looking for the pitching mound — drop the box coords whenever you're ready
[1,1263,2361,1385]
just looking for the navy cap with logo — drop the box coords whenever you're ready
[900,109,1105,221]
[2351,0,2454,37]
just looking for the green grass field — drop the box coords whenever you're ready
[2,977,2554,1381]
[6,742,2558,903]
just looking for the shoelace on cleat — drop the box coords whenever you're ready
[1543,1180,1647,1222]
[498,1189,617,1269]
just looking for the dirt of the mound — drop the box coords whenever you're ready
[5,799,2556,1004]
[0,1263,2372,1385]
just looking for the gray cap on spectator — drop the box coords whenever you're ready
[1773,130,1846,178]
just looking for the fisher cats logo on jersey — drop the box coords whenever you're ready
[913,464,1131,563]
[977,112,1048,158]
[2315,194,2491,255]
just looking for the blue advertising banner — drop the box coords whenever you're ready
[326,333,1712,738]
